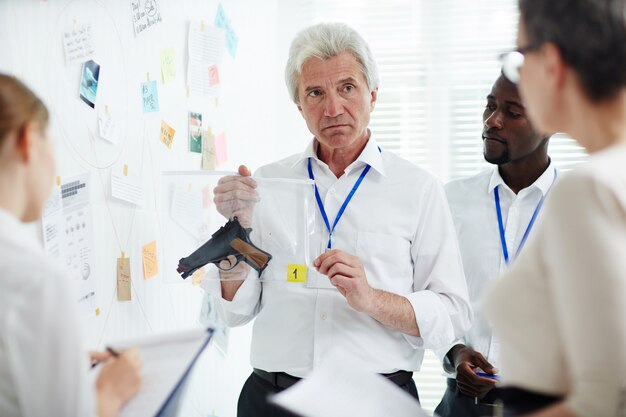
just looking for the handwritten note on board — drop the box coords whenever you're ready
[142,241,158,280]
[208,64,220,86]
[187,22,224,97]
[117,257,131,301]
[98,111,116,144]
[201,129,216,170]
[160,120,175,149]
[131,0,163,36]
[111,172,143,206]
[62,23,95,65]
[141,80,159,113]
[161,47,175,84]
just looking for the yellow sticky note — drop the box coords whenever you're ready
[287,264,307,283]
[141,240,158,280]
[56,176,61,186]
[192,267,206,286]
[123,164,128,176]
[161,47,175,84]
[95,308,100,316]
[160,120,175,149]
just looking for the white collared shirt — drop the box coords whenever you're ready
[204,135,472,377]
[437,162,557,375]
[0,209,96,417]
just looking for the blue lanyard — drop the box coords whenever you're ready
[495,168,557,264]
[308,158,371,249]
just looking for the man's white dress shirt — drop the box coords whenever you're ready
[204,136,472,377]
[486,144,626,417]
[0,209,96,417]
[439,162,557,375]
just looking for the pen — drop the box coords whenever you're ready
[475,371,499,380]
[106,347,120,358]
[90,347,121,369]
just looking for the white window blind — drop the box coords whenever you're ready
[293,0,587,181]
[310,0,434,173]
[278,0,587,414]
[420,1,587,179]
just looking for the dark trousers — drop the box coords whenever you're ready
[434,378,500,417]
[237,371,420,417]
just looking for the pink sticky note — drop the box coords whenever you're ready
[215,132,228,166]
[208,65,220,86]
[202,186,211,208]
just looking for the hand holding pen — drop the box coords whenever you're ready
[475,371,499,380]
[92,347,143,416]
[90,347,121,369]
[449,344,499,399]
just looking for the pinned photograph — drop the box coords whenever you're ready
[79,59,100,108]
[188,111,202,153]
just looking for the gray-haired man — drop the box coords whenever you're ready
[204,22,472,417]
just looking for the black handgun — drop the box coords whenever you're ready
[176,217,272,279]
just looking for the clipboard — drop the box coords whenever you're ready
[107,328,214,417]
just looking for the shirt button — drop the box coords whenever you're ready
[329,188,336,194]
[320,313,327,320]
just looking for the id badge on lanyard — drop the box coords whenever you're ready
[303,157,371,289]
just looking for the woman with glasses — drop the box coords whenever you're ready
[485,1,626,416]
[0,73,142,417]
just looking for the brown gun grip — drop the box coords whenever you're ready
[230,238,270,270]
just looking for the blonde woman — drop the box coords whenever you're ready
[0,74,142,417]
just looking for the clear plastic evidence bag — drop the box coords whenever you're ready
[161,171,315,283]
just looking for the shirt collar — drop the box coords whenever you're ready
[291,130,386,176]
[487,159,557,195]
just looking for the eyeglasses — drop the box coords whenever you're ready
[499,45,541,84]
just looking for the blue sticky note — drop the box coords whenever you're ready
[214,4,227,29]
[225,27,238,58]
[141,80,159,113]
[215,3,238,58]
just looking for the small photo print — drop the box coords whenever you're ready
[188,111,202,153]
[79,59,100,108]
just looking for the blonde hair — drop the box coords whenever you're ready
[0,74,49,147]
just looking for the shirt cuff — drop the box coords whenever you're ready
[201,267,260,317]
[404,290,455,350]
[435,340,464,375]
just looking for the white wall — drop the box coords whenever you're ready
[0,1,299,416]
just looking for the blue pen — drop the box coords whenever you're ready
[476,371,499,380]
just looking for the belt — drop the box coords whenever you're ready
[499,387,562,416]
[253,368,413,390]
